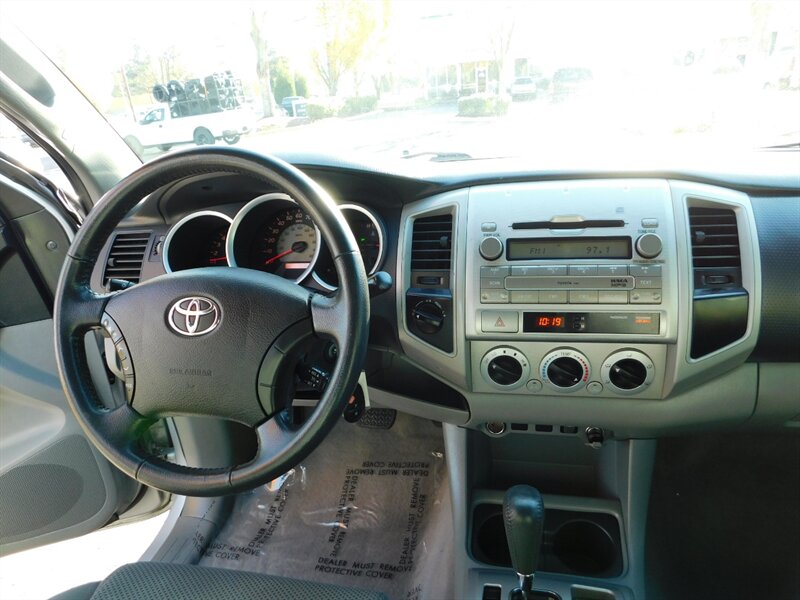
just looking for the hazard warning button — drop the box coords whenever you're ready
[480,310,519,333]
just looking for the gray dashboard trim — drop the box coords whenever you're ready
[398,179,764,436]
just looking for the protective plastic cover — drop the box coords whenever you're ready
[200,412,453,600]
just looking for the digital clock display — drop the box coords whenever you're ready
[507,236,631,260]
[525,313,568,332]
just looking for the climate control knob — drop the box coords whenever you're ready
[479,236,504,261]
[601,350,655,394]
[540,349,590,392]
[481,347,530,390]
[410,299,445,334]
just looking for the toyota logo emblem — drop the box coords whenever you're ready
[168,297,220,336]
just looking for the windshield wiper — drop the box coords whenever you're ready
[760,141,800,150]
[402,150,473,162]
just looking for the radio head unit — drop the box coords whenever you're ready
[465,179,677,341]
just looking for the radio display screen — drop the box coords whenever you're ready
[507,236,631,260]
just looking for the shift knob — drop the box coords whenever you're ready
[503,485,545,577]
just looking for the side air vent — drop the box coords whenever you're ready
[688,205,748,358]
[102,231,150,285]
[410,214,453,271]
[688,207,741,289]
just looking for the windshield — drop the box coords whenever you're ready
[4,0,799,162]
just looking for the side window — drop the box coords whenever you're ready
[142,109,164,124]
[0,113,76,197]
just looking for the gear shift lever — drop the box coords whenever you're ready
[503,485,545,599]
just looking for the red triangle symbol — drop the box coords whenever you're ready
[495,316,505,328]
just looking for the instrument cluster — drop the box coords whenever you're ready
[163,193,385,288]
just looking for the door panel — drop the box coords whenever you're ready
[0,167,140,555]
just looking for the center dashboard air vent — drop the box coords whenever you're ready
[102,231,151,286]
[411,214,453,271]
[687,205,747,358]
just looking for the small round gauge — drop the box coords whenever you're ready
[313,204,385,289]
[163,211,232,272]
[227,193,320,282]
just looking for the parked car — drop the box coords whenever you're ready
[281,96,308,117]
[552,67,594,100]
[509,76,537,100]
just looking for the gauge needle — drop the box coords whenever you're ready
[208,257,227,263]
[265,241,307,265]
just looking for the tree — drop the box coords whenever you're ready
[158,46,188,84]
[271,56,296,105]
[312,0,376,96]
[489,10,516,93]
[119,45,158,96]
[250,9,275,117]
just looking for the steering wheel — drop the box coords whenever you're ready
[54,147,369,497]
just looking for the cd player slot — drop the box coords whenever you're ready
[511,219,626,230]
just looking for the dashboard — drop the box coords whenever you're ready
[92,158,800,439]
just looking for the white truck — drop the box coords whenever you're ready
[122,105,255,153]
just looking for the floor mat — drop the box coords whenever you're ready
[200,413,453,600]
[645,433,800,600]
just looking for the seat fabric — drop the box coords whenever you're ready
[49,562,388,600]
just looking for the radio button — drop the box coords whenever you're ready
[569,265,598,276]
[635,277,662,289]
[641,218,659,228]
[480,290,510,304]
[506,275,634,290]
[480,266,509,277]
[539,291,568,304]
[629,264,662,277]
[513,265,567,276]
[630,290,662,304]
[481,222,498,232]
[480,277,505,289]
[599,290,629,304]
[481,311,519,333]
[596,265,628,276]
[569,291,599,304]
[511,291,539,304]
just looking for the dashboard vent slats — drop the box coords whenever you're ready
[103,232,150,285]
[411,214,453,270]
[688,207,741,269]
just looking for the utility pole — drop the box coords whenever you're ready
[120,66,137,123]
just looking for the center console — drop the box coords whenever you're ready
[393,178,760,599]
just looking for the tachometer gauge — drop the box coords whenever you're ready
[227,193,320,282]
[313,204,385,289]
[207,227,229,266]
[163,211,232,272]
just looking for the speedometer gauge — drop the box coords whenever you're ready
[227,193,320,282]
[255,207,318,277]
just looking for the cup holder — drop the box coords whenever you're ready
[473,512,511,566]
[551,520,616,576]
[471,504,623,578]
